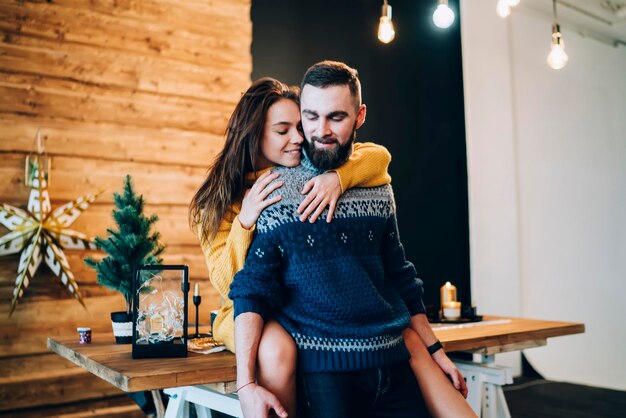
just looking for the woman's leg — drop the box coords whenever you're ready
[403,328,478,418]
[257,319,297,418]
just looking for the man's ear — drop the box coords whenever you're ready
[356,104,367,129]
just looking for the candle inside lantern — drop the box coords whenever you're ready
[440,281,457,307]
[194,282,199,297]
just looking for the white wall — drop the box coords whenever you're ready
[461,0,626,390]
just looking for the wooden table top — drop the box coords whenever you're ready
[48,316,584,392]
[434,316,584,354]
[47,337,236,393]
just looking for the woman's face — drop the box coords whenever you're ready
[257,99,304,169]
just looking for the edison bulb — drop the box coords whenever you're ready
[433,4,455,29]
[378,16,395,43]
[497,1,511,18]
[547,43,569,69]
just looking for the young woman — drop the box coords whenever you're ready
[189,78,475,418]
[189,78,392,417]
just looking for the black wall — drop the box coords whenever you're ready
[251,0,470,309]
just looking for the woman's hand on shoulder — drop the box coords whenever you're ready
[298,172,342,223]
[238,171,283,229]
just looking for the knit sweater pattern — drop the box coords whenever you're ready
[229,158,426,373]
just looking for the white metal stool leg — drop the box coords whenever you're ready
[454,356,513,418]
[164,385,243,418]
[462,366,484,415]
[163,388,190,418]
[194,403,213,418]
[185,385,243,417]
[494,384,512,418]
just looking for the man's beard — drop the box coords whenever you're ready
[304,127,356,171]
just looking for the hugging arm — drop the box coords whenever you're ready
[298,142,392,223]
[200,208,256,300]
[334,141,392,191]
[200,172,284,302]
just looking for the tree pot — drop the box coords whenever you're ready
[111,311,132,344]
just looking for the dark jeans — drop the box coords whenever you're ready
[298,361,430,418]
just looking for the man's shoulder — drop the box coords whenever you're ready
[266,164,314,197]
[256,165,312,231]
[340,184,396,215]
[343,183,394,199]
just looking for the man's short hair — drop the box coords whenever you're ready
[301,60,362,109]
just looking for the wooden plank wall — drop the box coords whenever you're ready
[0,0,251,415]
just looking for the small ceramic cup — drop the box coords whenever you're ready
[77,327,92,344]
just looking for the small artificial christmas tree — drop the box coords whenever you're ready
[85,175,165,314]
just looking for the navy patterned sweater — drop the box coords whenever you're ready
[229,157,426,373]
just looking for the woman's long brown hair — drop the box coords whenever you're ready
[189,78,299,244]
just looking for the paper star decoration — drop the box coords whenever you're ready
[0,155,103,316]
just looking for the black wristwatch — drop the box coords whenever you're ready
[427,340,443,355]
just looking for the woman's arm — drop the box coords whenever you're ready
[334,141,392,191]
[403,328,477,418]
[200,171,283,298]
[200,207,256,299]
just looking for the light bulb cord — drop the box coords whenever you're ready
[551,0,561,36]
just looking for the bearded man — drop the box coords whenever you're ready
[230,61,465,418]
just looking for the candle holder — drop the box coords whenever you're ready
[192,294,211,338]
[442,301,462,320]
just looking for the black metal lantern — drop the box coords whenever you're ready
[132,265,189,359]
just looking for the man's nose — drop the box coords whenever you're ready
[316,119,332,138]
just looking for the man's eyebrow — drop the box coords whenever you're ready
[302,109,318,116]
[328,111,349,118]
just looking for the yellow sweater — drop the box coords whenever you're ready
[199,142,392,352]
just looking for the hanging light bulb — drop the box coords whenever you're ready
[496,0,511,18]
[546,0,568,70]
[496,0,521,19]
[547,25,568,69]
[433,0,455,29]
[378,0,395,44]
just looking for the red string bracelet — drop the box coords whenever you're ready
[236,381,255,393]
